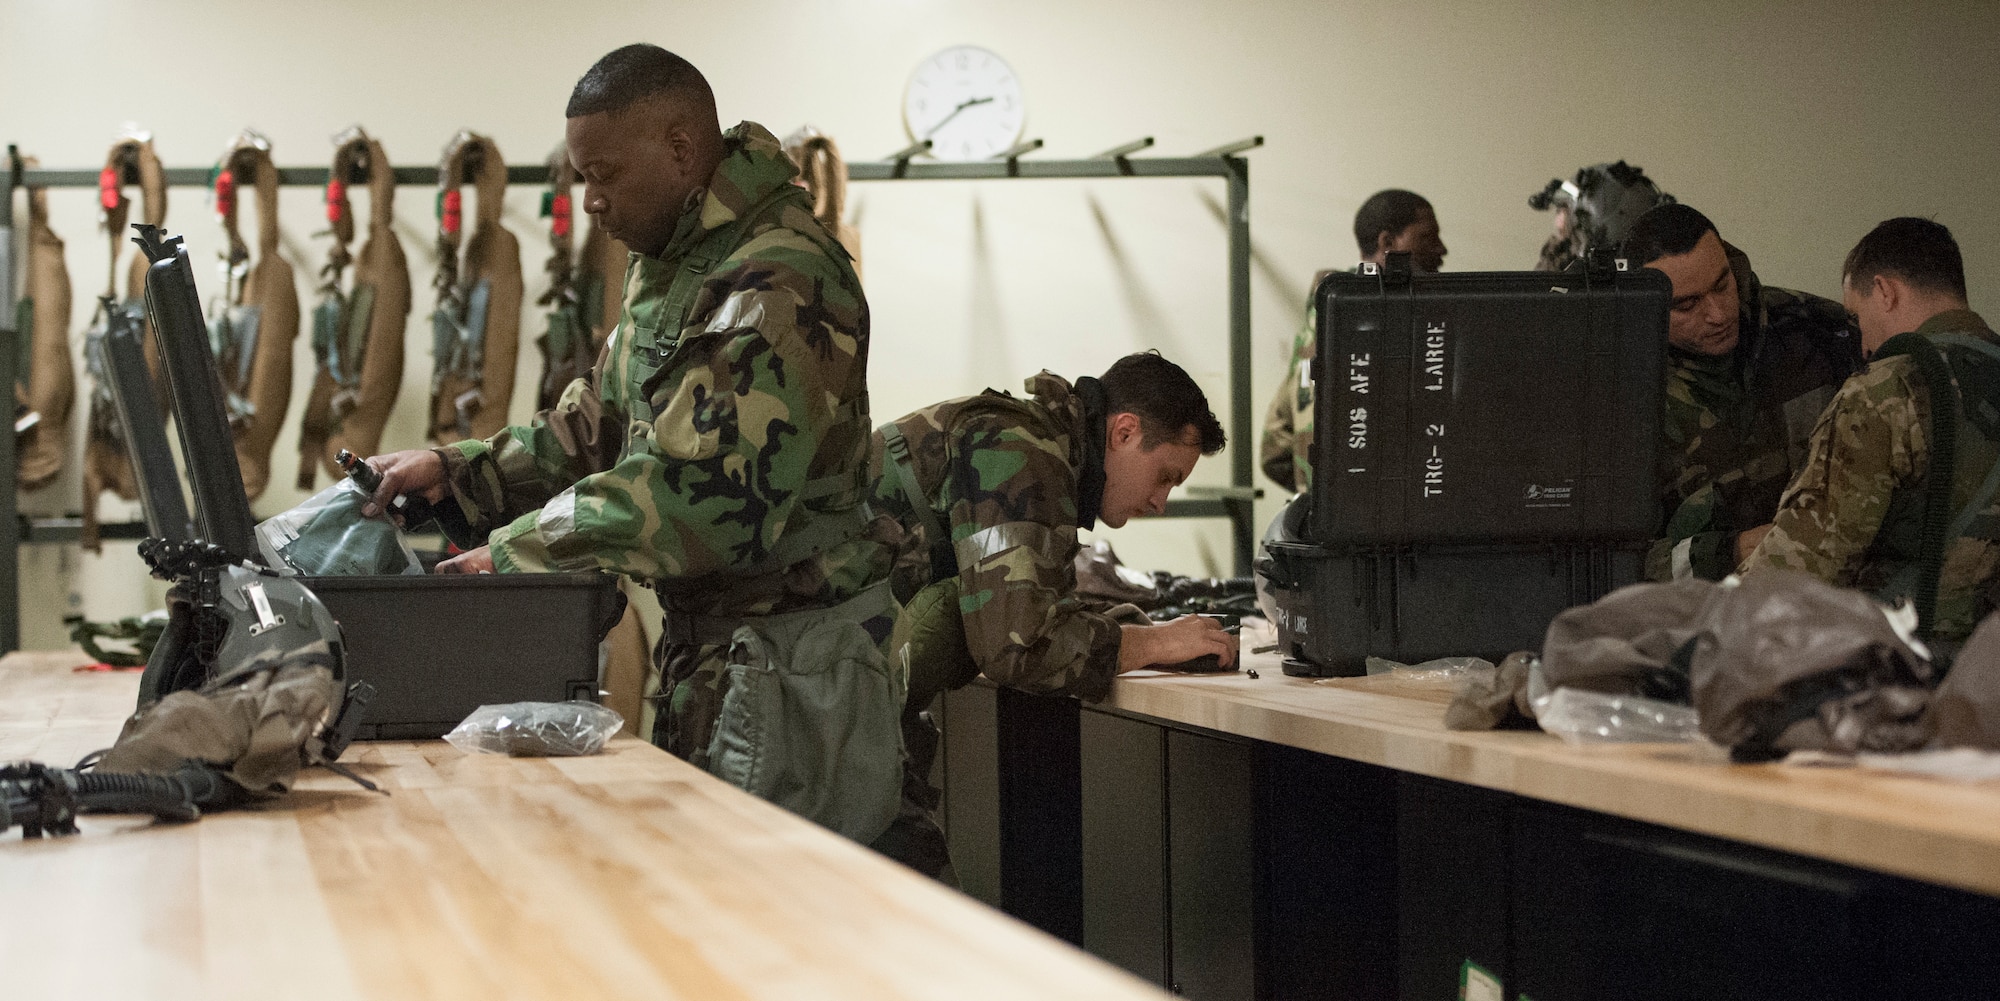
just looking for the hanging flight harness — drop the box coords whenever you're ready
[429,131,522,445]
[80,132,167,552]
[782,126,862,274]
[206,131,299,500]
[11,152,74,491]
[297,128,408,488]
[533,143,594,411]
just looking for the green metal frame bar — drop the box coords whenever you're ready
[1,149,17,651]
[0,141,1263,651]
[847,143,1262,574]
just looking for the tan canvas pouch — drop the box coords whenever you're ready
[581,219,628,349]
[784,129,862,275]
[14,157,74,490]
[429,132,522,444]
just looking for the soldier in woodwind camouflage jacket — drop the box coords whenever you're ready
[873,371,1126,703]
[436,122,892,780]
[867,358,1230,878]
[1652,243,1862,580]
[1262,311,1316,494]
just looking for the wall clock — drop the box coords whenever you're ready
[902,45,1026,161]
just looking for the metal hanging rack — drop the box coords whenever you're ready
[0,134,1263,651]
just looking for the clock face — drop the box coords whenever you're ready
[903,46,1026,161]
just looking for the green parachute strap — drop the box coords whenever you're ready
[881,422,959,580]
[1875,332,1964,636]
[66,613,168,668]
[1929,334,2000,542]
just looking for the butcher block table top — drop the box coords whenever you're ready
[1107,649,2000,899]
[0,650,1167,1001]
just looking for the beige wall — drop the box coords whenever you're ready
[5,0,1999,647]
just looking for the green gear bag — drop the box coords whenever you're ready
[706,579,903,842]
[891,576,981,712]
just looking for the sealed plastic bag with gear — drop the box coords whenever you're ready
[1691,570,1934,762]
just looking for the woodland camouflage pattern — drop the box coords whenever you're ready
[1651,244,1862,580]
[871,372,1123,701]
[437,122,885,761]
[1261,307,1316,493]
[1747,310,2000,640]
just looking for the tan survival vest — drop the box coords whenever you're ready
[297,128,409,488]
[80,134,167,551]
[208,132,299,501]
[783,127,862,274]
[429,131,522,445]
[534,142,627,410]
[12,154,74,491]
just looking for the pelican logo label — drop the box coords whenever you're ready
[1524,482,1574,507]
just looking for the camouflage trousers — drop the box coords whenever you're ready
[865,703,957,884]
[649,580,905,844]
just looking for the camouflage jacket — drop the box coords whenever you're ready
[1651,244,1862,580]
[1747,310,2000,640]
[1261,304,1316,493]
[439,122,881,618]
[870,372,1123,701]
[1535,229,1585,273]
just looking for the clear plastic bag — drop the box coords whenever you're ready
[255,478,421,576]
[1355,656,1494,688]
[444,701,625,757]
[1532,686,1703,745]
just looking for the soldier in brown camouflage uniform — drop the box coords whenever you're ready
[1622,204,1863,582]
[366,45,898,842]
[1746,218,2000,645]
[1261,190,1447,493]
[869,352,1233,878]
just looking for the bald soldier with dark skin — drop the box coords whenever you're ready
[363,66,729,562]
[361,45,896,842]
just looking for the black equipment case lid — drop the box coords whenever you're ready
[1309,254,1669,545]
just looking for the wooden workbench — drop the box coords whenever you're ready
[1103,650,2000,900]
[0,650,1169,1001]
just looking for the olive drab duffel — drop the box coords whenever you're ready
[79,132,168,552]
[209,132,300,501]
[429,131,523,445]
[783,126,862,275]
[297,127,409,489]
[12,154,74,492]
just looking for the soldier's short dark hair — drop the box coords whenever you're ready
[1621,203,1718,265]
[1100,351,1226,455]
[1842,217,1967,301]
[1352,190,1433,257]
[567,43,714,118]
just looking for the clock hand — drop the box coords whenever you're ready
[921,95,996,140]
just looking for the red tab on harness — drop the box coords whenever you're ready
[98,167,120,211]
[440,189,462,236]
[325,179,346,223]
[551,193,572,237]
[213,169,236,217]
